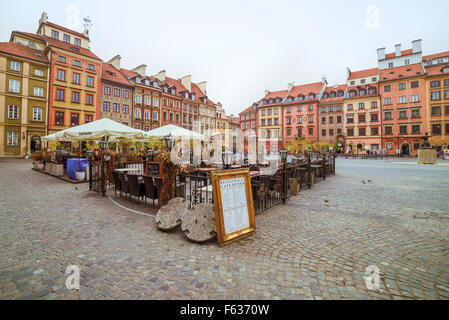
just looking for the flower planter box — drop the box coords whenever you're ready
[44,162,52,174]
[51,163,64,177]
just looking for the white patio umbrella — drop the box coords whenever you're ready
[42,118,147,141]
[144,124,204,140]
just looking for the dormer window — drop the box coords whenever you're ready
[163,87,168,93]
[185,92,189,98]
[192,94,195,100]
[74,38,81,47]
[145,79,150,86]
[51,30,59,39]
[171,88,175,95]
[443,67,449,73]
[136,77,141,83]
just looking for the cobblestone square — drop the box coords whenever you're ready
[0,158,448,300]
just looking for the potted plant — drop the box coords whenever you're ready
[32,151,45,170]
[75,158,86,181]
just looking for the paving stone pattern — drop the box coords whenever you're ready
[0,159,448,300]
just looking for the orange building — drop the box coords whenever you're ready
[378,41,427,155]
[12,14,103,135]
[423,51,449,148]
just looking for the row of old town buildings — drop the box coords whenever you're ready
[0,13,239,157]
[1,13,448,158]
[239,40,449,155]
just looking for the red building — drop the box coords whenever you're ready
[239,104,258,154]
[283,80,327,146]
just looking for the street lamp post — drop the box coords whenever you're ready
[221,150,233,169]
[99,137,109,197]
[280,148,288,203]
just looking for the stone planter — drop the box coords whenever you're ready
[75,171,86,181]
[44,162,52,174]
[51,163,64,176]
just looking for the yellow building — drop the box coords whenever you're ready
[423,51,449,147]
[257,89,286,152]
[0,42,49,157]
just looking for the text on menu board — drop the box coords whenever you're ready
[219,177,250,234]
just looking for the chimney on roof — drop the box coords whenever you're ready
[155,70,166,82]
[346,67,351,80]
[321,75,327,85]
[197,81,207,95]
[180,75,192,92]
[108,55,121,70]
[132,64,147,77]
[265,90,270,96]
[412,39,422,53]
[377,47,386,60]
[83,29,89,39]
[287,83,294,93]
[395,44,402,57]
[39,12,48,25]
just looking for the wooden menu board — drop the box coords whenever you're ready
[211,168,256,246]
[145,161,162,177]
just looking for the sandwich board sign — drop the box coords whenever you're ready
[211,168,256,246]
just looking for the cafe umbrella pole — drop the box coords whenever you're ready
[99,136,109,197]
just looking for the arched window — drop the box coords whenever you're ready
[349,90,357,97]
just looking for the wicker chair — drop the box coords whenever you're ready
[127,174,145,202]
[143,175,158,207]
[112,171,121,197]
[119,173,129,198]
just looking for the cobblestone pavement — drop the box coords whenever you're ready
[0,158,448,300]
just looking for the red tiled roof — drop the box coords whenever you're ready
[423,51,449,61]
[239,105,257,115]
[40,21,89,40]
[45,35,101,60]
[379,64,425,81]
[348,68,378,80]
[101,62,133,87]
[119,68,137,78]
[165,76,188,92]
[0,42,49,64]
[264,89,288,100]
[320,84,347,102]
[425,64,449,77]
[384,49,413,59]
[289,82,322,97]
[12,30,101,60]
[11,31,46,43]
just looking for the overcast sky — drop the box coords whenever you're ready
[1,0,449,116]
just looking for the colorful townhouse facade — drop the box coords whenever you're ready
[318,84,346,145]
[257,89,286,153]
[25,14,103,135]
[239,104,258,155]
[343,68,381,153]
[283,80,327,146]
[422,51,449,148]
[100,55,134,126]
[378,40,428,155]
[0,42,49,157]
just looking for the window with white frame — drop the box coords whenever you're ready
[34,87,44,96]
[35,69,44,76]
[9,79,20,93]
[144,110,150,120]
[135,108,141,118]
[144,97,151,105]
[241,123,245,129]
[398,96,407,104]
[153,98,159,107]
[32,107,42,121]
[153,111,158,120]
[11,61,21,71]
[135,95,141,103]
[411,94,420,102]
[74,38,81,47]
[7,131,18,146]
[8,105,19,119]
